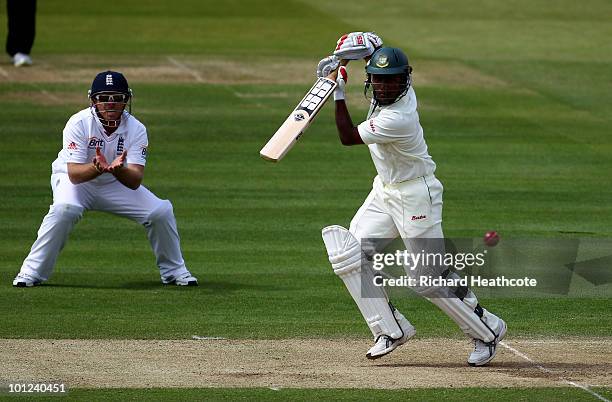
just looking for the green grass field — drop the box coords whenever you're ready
[0,0,611,400]
[4,387,612,401]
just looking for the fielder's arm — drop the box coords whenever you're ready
[105,150,144,190]
[66,162,143,189]
[67,162,104,184]
[111,164,144,190]
[68,146,109,184]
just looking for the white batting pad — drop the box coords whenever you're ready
[322,225,403,339]
[428,294,502,343]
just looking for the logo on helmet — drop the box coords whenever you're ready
[375,55,389,68]
[106,74,113,85]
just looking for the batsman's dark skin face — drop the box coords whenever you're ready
[372,74,405,105]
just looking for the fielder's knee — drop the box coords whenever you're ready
[145,200,174,226]
[50,203,84,223]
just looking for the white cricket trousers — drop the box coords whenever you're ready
[350,174,444,244]
[348,174,446,283]
[19,173,189,282]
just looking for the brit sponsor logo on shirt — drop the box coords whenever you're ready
[88,137,104,149]
[116,137,124,154]
[141,146,148,159]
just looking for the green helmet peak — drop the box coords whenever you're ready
[366,47,411,75]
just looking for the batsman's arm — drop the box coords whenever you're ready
[111,164,144,190]
[332,62,363,146]
[335,100,363,146]
[67,162,103,184]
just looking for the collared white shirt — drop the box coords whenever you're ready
[357,87,436,184]
[52,108,148,184]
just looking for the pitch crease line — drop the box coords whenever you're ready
[499,341,610,402]
[166,56,204,83]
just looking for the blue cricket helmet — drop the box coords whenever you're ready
[90,70,131,97]
[88,70,133,129]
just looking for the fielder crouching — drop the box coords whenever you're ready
[13,70,197,288]
[319,33,506,366]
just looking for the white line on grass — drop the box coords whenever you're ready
[0,66,64,101]
[2,72,62,102]
[166,56,266,108]
[167,56,204,83]
[191,335,226,340]
[500,341,610,402]
[39,89,62,102]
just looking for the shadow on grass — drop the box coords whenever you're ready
[39,279,290,292]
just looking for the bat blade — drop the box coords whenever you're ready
[260,77,337,162]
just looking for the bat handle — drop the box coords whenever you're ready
[326,59,349,81]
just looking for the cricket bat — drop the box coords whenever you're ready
[260,61,347,162]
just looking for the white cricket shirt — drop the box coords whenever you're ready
[357,87,436,184]
[51,108,148,184]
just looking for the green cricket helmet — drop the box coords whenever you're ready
[364,47,413,105]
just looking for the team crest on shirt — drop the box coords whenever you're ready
[67,142,78,150]
[88,137,104,149]
[369,119,376,132]
[116,137,125,155]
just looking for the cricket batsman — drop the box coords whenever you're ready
[318,33,506,366]
[13,71,198,287]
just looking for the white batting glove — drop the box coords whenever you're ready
[316,55,340,78]
[334,66,348,101]
[333,32,383,60]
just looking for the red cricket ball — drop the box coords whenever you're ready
[484,231,500,247]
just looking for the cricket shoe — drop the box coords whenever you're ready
[366,309,416,360]
[12,273,42,287]
[13,53,32,67]
[161,271,198,286]
[468,319,507,366]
